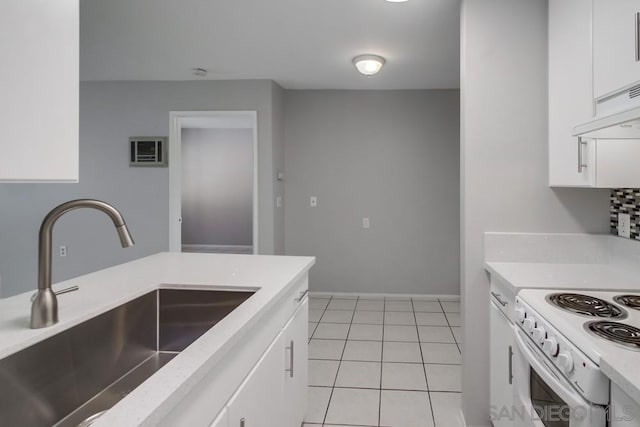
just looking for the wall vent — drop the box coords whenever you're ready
[629,84,640,99]
[130,137,168,167]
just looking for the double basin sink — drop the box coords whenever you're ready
[0,288,255,426]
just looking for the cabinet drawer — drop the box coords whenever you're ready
[279,276,309,325]
[490,277,516,321]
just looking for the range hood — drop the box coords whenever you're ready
[573,105,640,139]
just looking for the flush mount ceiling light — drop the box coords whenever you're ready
[353,54,386,76]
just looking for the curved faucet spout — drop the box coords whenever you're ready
[31,199,135,329]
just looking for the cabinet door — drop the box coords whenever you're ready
[490,301,514,427]
[0,0,79,182]
[282,298,309,427]
[227,331,285,427]
[593,0,640,99]
[595,140,640,187]
[209,408,228,427]
[548,0,596,187]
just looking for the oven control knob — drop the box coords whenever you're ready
[543,337,559,357]
[523,317,536,333]
[533,326,546,343]
[558,352,574,374]
[514,307,525,323]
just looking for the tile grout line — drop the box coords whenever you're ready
[309,295,332,424]
[377,297,386,427]
[438,300,461,354]
[412,297,437,427]
[309,295,333,343]
[321,295,359,426]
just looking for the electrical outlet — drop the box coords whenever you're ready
[310,196,317,207]
[362,218,370,229]
[59,245,68,257]
[618,213,631,238]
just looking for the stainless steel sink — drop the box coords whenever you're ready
[0,288,254,427]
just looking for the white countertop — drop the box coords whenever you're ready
[0,252,315,425]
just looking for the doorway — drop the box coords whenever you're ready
[169,111,258,254]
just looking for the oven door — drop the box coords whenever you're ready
[512,328,606,427]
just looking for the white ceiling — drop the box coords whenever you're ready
[80,0,460,90]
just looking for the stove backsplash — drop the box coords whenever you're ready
[611,189,640,240]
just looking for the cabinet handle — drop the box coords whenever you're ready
[577,137,587,173]
[491,292,508,307]
[635,12,640,62]
[508,345,513,385]
[285,340,295,377]
[295,289,309,303]
[240,418,245,427]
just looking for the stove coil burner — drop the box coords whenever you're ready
[547,293,627,319]
[613,295,640,310]
[585,321,640,350]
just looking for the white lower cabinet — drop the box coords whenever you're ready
[490,300,514,427]
[223,298,309,427]
[282,299,309,427]
[226,331,285,427]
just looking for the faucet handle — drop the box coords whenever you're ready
[31,285,79,302]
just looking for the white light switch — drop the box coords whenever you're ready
[618,213,631,238]
[362,218,370,229]
[276,196,282,208]
[310,196,317,207]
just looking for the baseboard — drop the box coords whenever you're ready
[309,291,460,301]
[181,244,253,254]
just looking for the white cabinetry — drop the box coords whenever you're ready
[489,279,515,427]
[281,300,309,427]
[549,0,640,188]
[548,0,595,187]
[226,299,309,427]
[0,0,79,182]
[593,0,640,100]
[592,140,640,187]
[227,332,286,427]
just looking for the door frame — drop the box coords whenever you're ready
[168,110,259,254]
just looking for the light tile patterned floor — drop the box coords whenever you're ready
[304,294,463,427]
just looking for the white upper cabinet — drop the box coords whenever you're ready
[549,0,640,188]
[593,0,640,101]
[548,0,596,187]
[0,0,79,182]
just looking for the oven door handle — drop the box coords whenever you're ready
[513,329,595,411]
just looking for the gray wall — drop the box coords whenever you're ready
[181,128,254,246]
[460,1,610,425]
[284,90,460,295]
[0,80,283,297]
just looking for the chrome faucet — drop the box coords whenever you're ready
[30,199,135,329]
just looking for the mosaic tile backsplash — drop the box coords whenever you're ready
[611,189,640,240]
